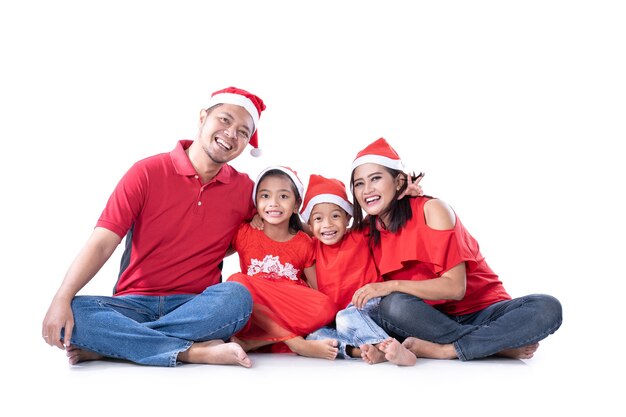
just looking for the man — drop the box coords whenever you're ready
[42,87,265,367]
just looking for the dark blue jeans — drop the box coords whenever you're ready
[375,292,562,361]
[67,282,252,367]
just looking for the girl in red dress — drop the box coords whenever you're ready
[228,166,338,360]
[349,138,562,361]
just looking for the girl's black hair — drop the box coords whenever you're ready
[350,167,425,246]
[256,169,304,234]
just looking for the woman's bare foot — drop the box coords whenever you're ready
[497,343,539,359]
[378,338,417,366]
[286,337,338,360]
[402,337,458,359]
[178,340,251,368]
[360,343,387,365]
[66,345,103,365]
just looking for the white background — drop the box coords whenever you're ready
[1,0,624,415]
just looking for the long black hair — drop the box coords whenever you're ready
[350,167,424,246]
[255,169,304,234]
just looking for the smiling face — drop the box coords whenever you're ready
[255,175,300,227]
[352,163,402,225]
[197,103,254,164]
[309,203,349,246]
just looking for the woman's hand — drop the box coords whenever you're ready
[351,282,395,309]
[398,174,424,200]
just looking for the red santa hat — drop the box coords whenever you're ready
[252,166,305,207]
[207,86,266,157]
[351,137,405,171]
[300,174,353,223]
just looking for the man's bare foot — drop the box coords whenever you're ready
[360,343,387,365]
[286,337,338,360]
[66,345,103,365]
[402,336,458,360]
[378,338,417,366]
[497,343,539,359]
[178,340,251,368]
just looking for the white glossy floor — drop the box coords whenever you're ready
[8,319,618,416]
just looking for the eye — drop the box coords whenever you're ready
[312,215,321,222]
[258,192,269,199]
[353,180,363,188]
[371,175,382,182]
[238,130,250,141]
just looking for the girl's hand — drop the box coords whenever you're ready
[351,282,394,309]
[249,214,264,230]
[398,174,424,200]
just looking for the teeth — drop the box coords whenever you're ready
[365,196,379,203]
[216,138,232,150]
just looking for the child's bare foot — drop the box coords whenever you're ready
[66,345,103,365]
[346,345,362,359]
[230,335,271,353]
[360,343,387,365]
[286,337,338,360]
[378,338,417,366]
[402,336,458,359]
[497,343,539,359]
[178,340,251,368]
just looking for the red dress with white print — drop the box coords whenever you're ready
[227,223,336,343]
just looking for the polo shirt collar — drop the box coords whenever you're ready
[170,140,234,183]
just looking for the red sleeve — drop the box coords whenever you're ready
[232,222,249,252]
[301,232,315,269]
[96,162,147,239]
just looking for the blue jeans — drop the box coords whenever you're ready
[375,293,562,361]
[66,282,252,367]
[306,298,388,359]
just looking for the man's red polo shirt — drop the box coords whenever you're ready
[96,140,255,296]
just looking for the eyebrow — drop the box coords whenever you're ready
[217,111,252,133]
[258,188,293,194]
[354,171,384,181]
[311,207,344,216]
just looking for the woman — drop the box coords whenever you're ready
[349,138,562,361]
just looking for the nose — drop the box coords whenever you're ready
[363,179,374,194]
[223,125,238,139]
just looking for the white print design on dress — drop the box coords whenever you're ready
[247,255,299,280]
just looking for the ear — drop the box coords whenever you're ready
[395,173,405,191]
[198,108,209,127]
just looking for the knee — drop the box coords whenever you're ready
[70,295,102,313]
[379,292,414,321]
[70,296,87,309]
[335,307,354,331]
[531,294,563,331]
[543,294,562,327]
[221,281,253,315]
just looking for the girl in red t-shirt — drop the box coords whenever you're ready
[349,138,562,361]
[228,166,338,360]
